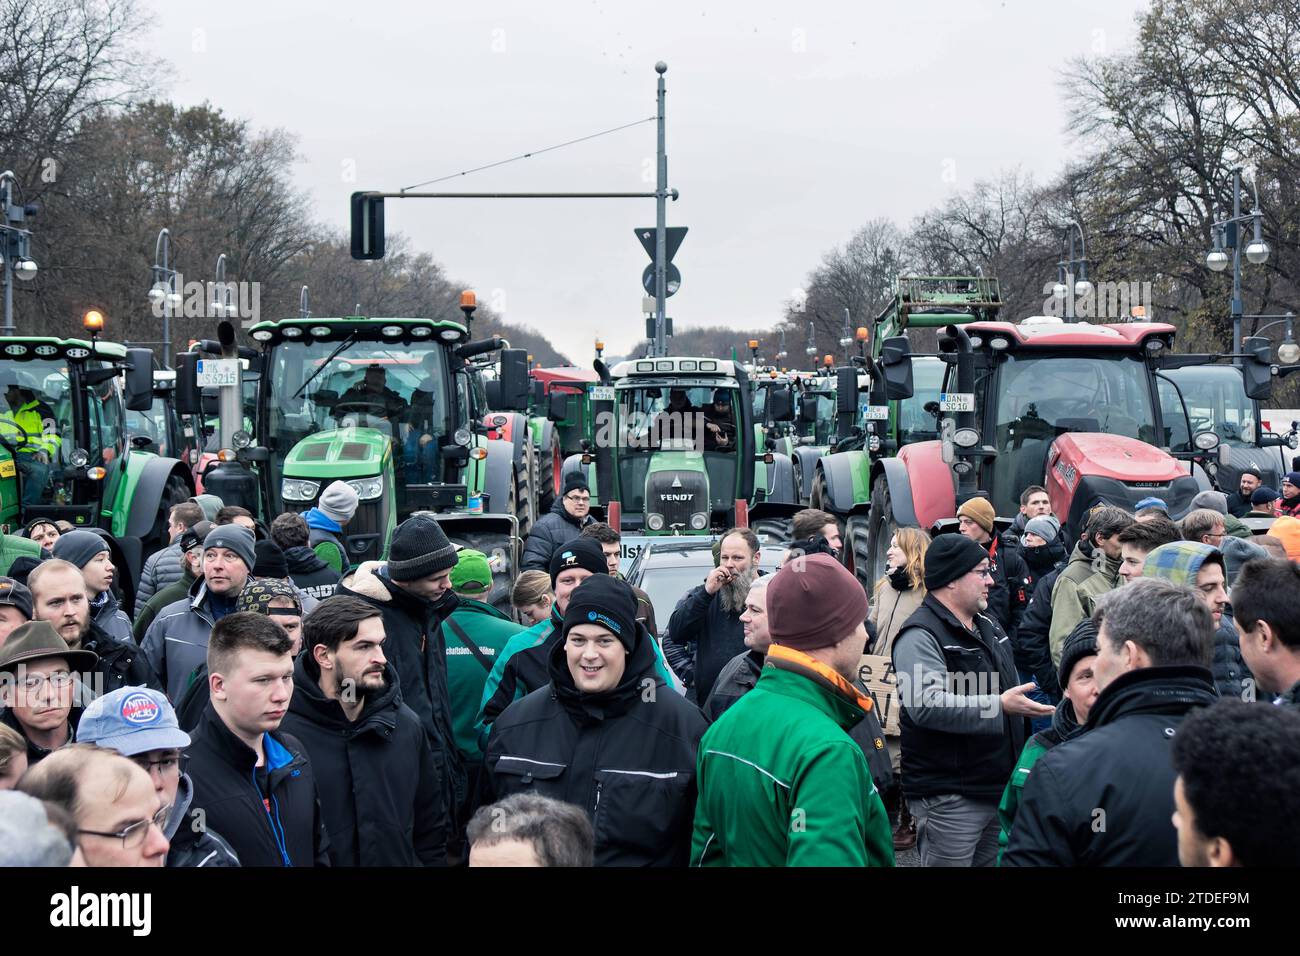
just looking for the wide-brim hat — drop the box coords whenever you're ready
[0,621,98,673]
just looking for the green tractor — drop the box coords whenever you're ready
[0,334,196,602]
[244,315,533,605]
[562,355,800,555]
[810,276,1003,583]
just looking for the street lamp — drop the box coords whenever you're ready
[150,228,180,367]
[805,319,817,360]
[1056,220,1091,321]
[298,285,311,319]
[1,170,39,333]
[211,254,238,319]
[1244,312,1299,365]
[1205,167,1270,361]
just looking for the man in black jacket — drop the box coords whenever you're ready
[481,575,707,866]
[666,527,761,703]
[1002,578,1219,867]
[186,612,330,867]
[893,535,1052,866]
[1225,466,1263,519]
[280,596,449,866]
[271,512,341,601]
[957,497,1030,641]
[521,473,595,571]
[1232,557,1300,709]
[335,514,465,823]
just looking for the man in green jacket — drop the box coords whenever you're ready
[1049,506,1133,666]
[691,553,894,867]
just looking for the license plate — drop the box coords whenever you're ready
[196,359,240,388]
[590,385,615,401]
[862,404,890,420]
[939,392,975,413]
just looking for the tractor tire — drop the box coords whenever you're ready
[845,513,873,592]
[864,475,898,590]
[537,429,562,514]
[751,518,792,549]
[810,469,829,512]
[515,440,536,538]
[792,458,805,506]
[446,528,520,615]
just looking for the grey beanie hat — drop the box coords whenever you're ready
[1191,489,1230,516]
[1220,536,1267,587]
[50,529,110,569]
[387,514,459,582]
[1024,514,1061,543]
[320,480,360,524]
[0,791,74,867]
[203,523,256,569]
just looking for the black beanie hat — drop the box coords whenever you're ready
[1059,619,1099,688]
[562,575,638,651]
[923,533,990,590]
[562,472,589,497]
[253,540,290,579]
[387,514,459,582]
[549,537,608,586]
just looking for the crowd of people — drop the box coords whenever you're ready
[1,467,1298,869]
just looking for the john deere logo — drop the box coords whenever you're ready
[586,610,622,634]
[120,693,161,725]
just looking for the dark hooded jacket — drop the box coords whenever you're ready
[1016,569,1064,699]
[166,771,240,868]
[279,658,448,866]
[184,703,331,868]
[81,619,161,696]
[1001,665,1218,867]
[283,545,342,601]
[520,498,596,572]
[335,561,465,822]
[667,582,748,704]
[480,621,708,866]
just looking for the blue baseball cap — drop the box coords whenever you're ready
[1134,496,1168,511]
[75,687,191,756]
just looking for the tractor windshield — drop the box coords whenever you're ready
[265,339,451,489]
[895,357,945,445]
[989,352,1158,515]
[615,383,740,514]
[1160,365,1257,450]
[798,391,836,443]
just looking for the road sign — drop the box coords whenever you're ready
[642,262,681,297]
[635,226,687,263]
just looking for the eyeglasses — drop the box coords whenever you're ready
[18,671,75,692]
[565,494,591,504]
[78,804,170,850]
[132,753,181,779]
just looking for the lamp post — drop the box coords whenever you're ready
[211,254,238,320]
[839,308,853,363]
[1052,220,1091,322]
[805,319,816,364]
[298,285,311,319]
[0,171,39,334]
[1206,167,1270,363]
[149,228,181,367]
[1244,312,1299,365]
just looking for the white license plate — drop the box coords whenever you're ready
[196,359,240,388]
[939,392,975,413]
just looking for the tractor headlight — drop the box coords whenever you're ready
[647,513,665,531]
[232,430,252,449]
[70,448,90,468]
[1193,430,1220,451]
[690,512,708,531]
[282,478,321,501]
[953,427,980,448]
[454,428,472,447]
[347,477,384,501]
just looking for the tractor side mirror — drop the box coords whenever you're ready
[498,349,530,411]
[836,367,858,414]
[174,352,202,416]
[548,392,568,422]
[768,385,794,422]
[200,388,220,417]
[484,380,502,409]
[1241,336,1275,401]
[123,348,155,412]
[531,380,545,407]
[879,336,914,400]
[799,394,818,422]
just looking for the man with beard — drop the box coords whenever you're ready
[279,596,448,866]
[667,527,761,703]
[29,560,159,696]
[892,535,1053,867]
[1225,467,1263,518]
[50,531,132,646]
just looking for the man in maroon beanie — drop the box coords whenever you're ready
[690,553,894,867]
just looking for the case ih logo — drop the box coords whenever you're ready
[1054,460,1078,493]
[120,693,161,725]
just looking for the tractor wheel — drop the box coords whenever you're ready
[810,469,829,511]
[446,528,519,614]
[537,429,562,514]
[791,458,805,506]
[751,518,792,549]
[845,513,873,591]
[864,474,898,590]
[515,439,536,538]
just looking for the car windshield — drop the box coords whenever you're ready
[988,352,1158,515]
[1161,365,1257,449]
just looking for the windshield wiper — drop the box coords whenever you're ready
[293,334,357,399]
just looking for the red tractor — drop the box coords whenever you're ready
[861,315,1273,581]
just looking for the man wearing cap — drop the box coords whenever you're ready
[30,560,159,696]
[956,497,1030,642]
[702,388,735,451]
[303,480,360,574]
[336,513,466,821]
[0,622,95,765]
[24,517,59,552]
[483,574,707,866]
[442,550,522,800]
[133,520,212,641]
[271,512,342,601]
[1279,471,1300,516]
[521,472,595,572]
[136,501,204,606]
[892,535,1052,867]
[75,685,239,867]
[50,530,132,645]
[1226,466,1263,518]
[141,522,256,702]
[239,578,305,654]
[1142,541,1252,700]
[691,554,893,867]
[0,575,32,649]
[1246,486,1281,518]
[281,596,449,866]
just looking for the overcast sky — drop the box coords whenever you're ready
[150,0,1148,359]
